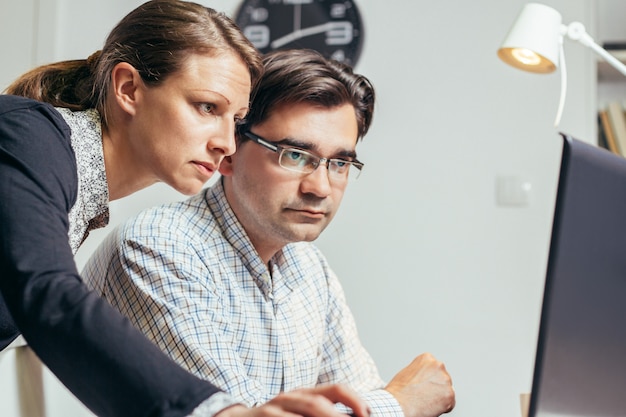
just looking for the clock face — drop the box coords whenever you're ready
[234,0,364,67]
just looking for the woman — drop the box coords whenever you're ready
[0,1,369,417]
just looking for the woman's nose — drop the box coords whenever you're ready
[209,119,237,156]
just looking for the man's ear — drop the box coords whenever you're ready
[218,155,234,176]
[110,62,142,116]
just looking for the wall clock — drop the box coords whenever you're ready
[234,0,365,67]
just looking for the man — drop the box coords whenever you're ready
[83,49,455,417]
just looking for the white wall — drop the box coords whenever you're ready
[317,3,594,417]
[0,1,605,417]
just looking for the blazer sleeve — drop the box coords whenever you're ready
[0,96,221,417]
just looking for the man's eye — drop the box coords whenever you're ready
[283,150,313,168]
[285,150,304,161]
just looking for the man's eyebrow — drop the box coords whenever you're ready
[273,137,311,148]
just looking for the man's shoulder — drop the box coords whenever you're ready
[121,191,215,240]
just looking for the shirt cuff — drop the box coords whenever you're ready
[188,392,242,417]
[362,389,405,417]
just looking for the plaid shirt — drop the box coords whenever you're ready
[83,180,403,416]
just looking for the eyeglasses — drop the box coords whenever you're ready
[243,131,364,181]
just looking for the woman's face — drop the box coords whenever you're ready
[126,51,252,195]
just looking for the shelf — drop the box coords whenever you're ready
[598,48,626,82]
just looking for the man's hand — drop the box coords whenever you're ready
[216,384,370,417]
[384,353,455,417]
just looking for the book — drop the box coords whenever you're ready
[606,101,626,156]
[603,41,626,51]
[602,42,626,61]
[598,113,609,151]
[599,109,620,155]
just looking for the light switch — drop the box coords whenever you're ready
[496,175,532,207]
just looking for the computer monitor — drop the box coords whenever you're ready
[529,133,626,417]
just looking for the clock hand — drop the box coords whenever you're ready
[271,22,334,49]
[294,4,301,32]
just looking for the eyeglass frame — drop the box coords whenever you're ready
[242,131,365,181]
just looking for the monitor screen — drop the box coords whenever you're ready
[529,133,626,417]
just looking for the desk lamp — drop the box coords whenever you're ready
[497,2,626,126]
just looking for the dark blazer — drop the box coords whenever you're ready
[0,95,220,417]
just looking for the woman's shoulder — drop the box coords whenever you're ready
[0,94,70,135]
[0,94,77,184]
[0,94,55,115]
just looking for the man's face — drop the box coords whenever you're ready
[220,101,359,262]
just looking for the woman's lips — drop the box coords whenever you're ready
[193,161,217,178]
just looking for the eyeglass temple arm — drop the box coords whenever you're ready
[244,131,279,152]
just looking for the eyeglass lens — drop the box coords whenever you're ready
[278,148,361,180]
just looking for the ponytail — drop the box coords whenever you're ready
[3,1,262,128]
[4,51,100,111]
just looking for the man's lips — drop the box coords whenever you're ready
[287,207,327,218]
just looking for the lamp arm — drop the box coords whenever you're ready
[564,21,626,78]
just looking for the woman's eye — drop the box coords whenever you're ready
[198,103,214,113]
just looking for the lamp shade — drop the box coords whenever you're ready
[497,3,563,73]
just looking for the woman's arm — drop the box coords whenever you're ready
[0,96,219,417]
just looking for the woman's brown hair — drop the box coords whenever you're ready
[5,0,263,127]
